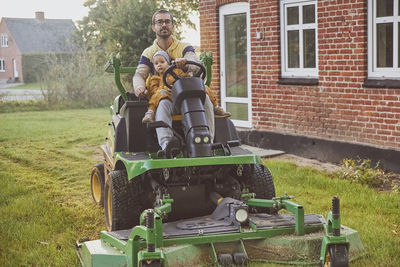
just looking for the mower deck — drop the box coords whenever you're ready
[78,212,364,267]
[108,213,325,241]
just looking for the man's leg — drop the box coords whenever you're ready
[204,95,215,141]
[155,99,173,150]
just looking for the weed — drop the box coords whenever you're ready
[0,90,9,101]
[333,158,398,192]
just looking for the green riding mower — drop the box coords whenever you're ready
[77,53,364,266]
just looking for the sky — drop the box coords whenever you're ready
[0,0,200,45]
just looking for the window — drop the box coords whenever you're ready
[280,0,318,78]
[368,0,400,78]
[1,34,8,47]
[0,59,5,72]
[220,2,252,127]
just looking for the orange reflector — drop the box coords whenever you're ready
[172,114,182,121]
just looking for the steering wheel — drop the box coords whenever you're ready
[163,60,206,89]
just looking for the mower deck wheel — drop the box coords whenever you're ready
[233,252,248,265]
[90,163,105,207]
[140,260,162,267]
[324,244,349,267]
[218,254,233,266]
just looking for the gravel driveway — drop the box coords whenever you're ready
[0,88,45,101]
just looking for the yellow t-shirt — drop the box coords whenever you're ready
[138,37,195,73]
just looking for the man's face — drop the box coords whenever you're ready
[152,13,174,39]
[153,55,169,74]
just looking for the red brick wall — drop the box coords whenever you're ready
[0,20,23,82]
[199,0,400,149]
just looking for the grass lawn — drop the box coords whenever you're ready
[0,108,399,266]
[5,82,41,90]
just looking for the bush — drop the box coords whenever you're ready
[39,50,117,107]
[21,53,71,83]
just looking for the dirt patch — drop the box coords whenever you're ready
[271,154,341,173]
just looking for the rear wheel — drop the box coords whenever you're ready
[244,164,276,213]
[90,163,105,207]
[104,169,143,231]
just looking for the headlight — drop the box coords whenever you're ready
[235,208,249,224]
[194,137,201,143]
[203,136,210,143]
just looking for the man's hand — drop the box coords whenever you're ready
[134,86,147,97]
[174,58,187,70]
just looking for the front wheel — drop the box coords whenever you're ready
[90,163,105,207]
[104,169,143,231]
[244,164,276,213]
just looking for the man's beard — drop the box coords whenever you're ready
[157,27,171,39]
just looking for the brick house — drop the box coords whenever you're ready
[199,0,400,172]
[0,12,76,83]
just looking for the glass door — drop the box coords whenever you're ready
[219,2,251,127]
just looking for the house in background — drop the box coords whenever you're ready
[0,11,77,83]
[200,0,400,172]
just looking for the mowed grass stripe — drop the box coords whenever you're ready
[265,159,400,267]
[0,158,81,266]
[0,109,108,266]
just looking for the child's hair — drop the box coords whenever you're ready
[153,50,170,64]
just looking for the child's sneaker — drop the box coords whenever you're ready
[214,106,231,118]
[142,110,155,123]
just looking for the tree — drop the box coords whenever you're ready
[78,0,199,67]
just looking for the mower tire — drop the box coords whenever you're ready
[244,164,276,213]
[104,169,143,231]
[90,163,105,207]
[324,244,349,267]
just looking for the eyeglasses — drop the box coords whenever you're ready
[154,19,172,26]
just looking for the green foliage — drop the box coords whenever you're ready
[79,0,199,67]
[21,53,72,83]
[333,158,398,191]
[21,54,48,83]
[38,49,116,107]
[79,0,156,67]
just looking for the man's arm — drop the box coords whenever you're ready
[175,51,200,74]
[132,64,150,97]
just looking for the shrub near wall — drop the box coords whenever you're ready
[21,53,73,83]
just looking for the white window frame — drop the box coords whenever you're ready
[368,0,400,78]
[280,0,318,78]
[1,34,8,47]
[0,58,5,72]
[219,2,252,128]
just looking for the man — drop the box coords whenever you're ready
[133,9,214,150]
